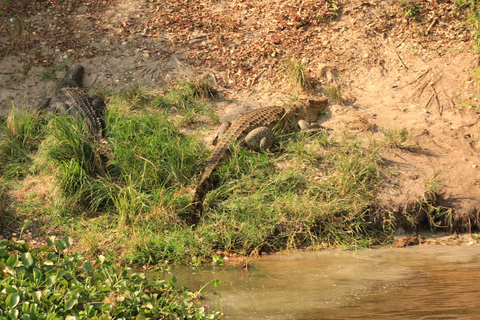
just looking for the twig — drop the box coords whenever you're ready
[135,154,158,170]
[424,92,435,110]
[430,84,442,115]
[393,47,409,71]
[412,80,429,99]
[396,36,408,48]
[403,67,431,88]
[426,17,439,35]
[441,88,456,108]
[432,73,456,108]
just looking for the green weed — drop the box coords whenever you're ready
[401,1,421,19]
[323,84,343,103]
[282,56,314,93]
[381,127,418,151]
[424,170,444,196]
[330,0,339,19]
[0,106,46,179]
[420,171,451,232]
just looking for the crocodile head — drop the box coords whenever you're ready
[288,96,329,123]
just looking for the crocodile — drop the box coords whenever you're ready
[39,65,109,154]
[188,96,328,225]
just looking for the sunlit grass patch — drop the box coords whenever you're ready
[36,92,206,218]
[190,130,383,254]
[381,127,418,151]
[151,79,218,125]
[282,56,314,93]
[0,106,47,179]
[323,84,344,103]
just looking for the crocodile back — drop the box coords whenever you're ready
[56,87,104,139]
[189,106,285,223]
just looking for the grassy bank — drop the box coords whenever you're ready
[0,82,400,267]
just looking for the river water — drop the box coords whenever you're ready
[171,245,480,319]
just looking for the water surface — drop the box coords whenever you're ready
[171,245,480,319]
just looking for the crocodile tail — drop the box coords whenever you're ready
[188,172,217,225]
[188,200,203,226]
[188,183,208,225]
[98,138,112,159]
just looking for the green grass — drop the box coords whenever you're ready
[323,84,343,103]
[381,127,417,151]
[0,107,47,179]
[1,84,397,266]
[401,0,421,19]
[282,56,314,93]
[151,80,218,125]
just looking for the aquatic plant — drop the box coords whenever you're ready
[0,235,222,319]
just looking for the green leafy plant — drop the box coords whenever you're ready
[401,1,421,19]
[0,235,222,319]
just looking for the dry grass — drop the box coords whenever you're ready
[282,56,314,93]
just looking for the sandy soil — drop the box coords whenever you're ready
[1,0,480,236]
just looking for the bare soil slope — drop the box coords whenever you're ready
[1,0,480,233]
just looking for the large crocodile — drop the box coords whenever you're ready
[188,96,328,225]
[40,65,109,154]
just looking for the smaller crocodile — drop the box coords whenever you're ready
[188,96,328,225]
[40,65,109,153]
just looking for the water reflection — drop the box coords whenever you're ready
[170,245,480,319]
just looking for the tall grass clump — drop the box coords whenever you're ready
[39,115,110,214]
[381,127,418,151]
[282,56,314,93]
[0,106,46,179]
[0,179,8,226]
[40,88,207,221]
[323,84,344,104]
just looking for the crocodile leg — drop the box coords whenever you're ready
[212,121,231,146]
[243,126,274,151]
[298,119,321,131]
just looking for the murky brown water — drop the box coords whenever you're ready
[170,245,480,319]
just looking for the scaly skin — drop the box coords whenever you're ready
[55,86,104,139]
[188,97,328,225]
[40,65,110,156]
